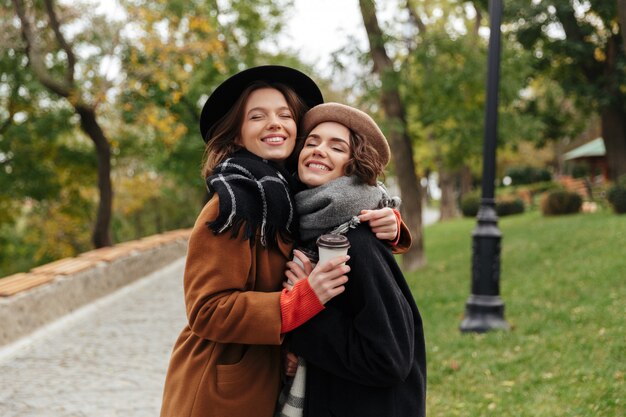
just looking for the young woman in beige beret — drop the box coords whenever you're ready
[278,103,426,417]
[159,67,410,417]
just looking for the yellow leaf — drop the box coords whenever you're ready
[594,48,606,62]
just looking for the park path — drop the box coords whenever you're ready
[0,208,439,417]
[0,259,187,417]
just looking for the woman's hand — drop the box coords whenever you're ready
[284,250,314,291]
[284,351,298,377]
[285,250,349,304]
[359,207,398,241]
[307,255,350,304]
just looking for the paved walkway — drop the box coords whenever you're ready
[0,259,187,417]
[0,209,439,417]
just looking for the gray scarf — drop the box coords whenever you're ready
[295,176,399,241]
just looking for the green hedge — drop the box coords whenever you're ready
[496,198,525,217]
[460,194,525,217]
[505,166,552,185]
[460,194,481,217]
[541,190,582,215]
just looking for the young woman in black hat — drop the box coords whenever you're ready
[278,103,426,417]
[159,66,410,417]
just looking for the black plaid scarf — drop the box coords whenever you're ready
[205,149,298,247]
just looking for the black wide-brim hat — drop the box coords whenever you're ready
[199,65,324,142]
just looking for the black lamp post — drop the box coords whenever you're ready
[460,0,509,333]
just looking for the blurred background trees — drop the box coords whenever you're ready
[1,0,624,275]
[506,0,626,179]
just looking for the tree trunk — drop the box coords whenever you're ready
[600,31,626,181]
[459,165,473,198]
[14,0,114,248]
[359,0,424,270]
[472,2,482,38]
[76,106,113,247]
[600,103,626,180]
[618,0,626,55]
[438,166,457,220]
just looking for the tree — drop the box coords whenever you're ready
[508,1,626,179]
[614,0,626,175]
[11,0,121,247]
[359,0,425,270]
[1,0,303,274]
[399,1,539,220]
[402,2,487,219]
[120,0,298,187]
[0,30,69,208]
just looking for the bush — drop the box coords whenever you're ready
[607,175,626,214]
[541,190,583,215]
[496,198,525,217]
[460,194,525,217]
[460,194,480,217]
[506,166,552,185]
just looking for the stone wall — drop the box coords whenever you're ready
[0,230,190,347]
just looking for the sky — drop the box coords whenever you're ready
[89,0,410,96]
[95,0,391,78]
[273,0,369,76]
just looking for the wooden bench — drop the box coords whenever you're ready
[0,273,56,297]
[0,229,192,297]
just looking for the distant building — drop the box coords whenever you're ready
[563,137,608,181]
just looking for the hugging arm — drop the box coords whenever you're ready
[360,207,412,253]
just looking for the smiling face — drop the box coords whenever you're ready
[298,121,352,187]
[237,88,297,163]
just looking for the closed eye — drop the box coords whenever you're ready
[304,137,319,147]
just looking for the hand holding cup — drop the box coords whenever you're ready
[284,249,315,290]
[307,254,350,305]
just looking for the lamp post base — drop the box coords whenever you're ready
[460,294,509,333]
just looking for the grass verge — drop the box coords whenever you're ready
[406,210,625,417]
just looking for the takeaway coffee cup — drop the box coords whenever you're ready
[316,234,351,266]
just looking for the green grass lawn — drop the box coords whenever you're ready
[406,210,625,417]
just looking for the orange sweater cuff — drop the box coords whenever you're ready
[280,279,324,334]
[390,208,402,247]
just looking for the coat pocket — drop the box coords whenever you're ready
[215,345,260,394]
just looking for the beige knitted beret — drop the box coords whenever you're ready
[301,102,390,167]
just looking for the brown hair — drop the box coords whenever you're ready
[344,130,386,186]
[201,81,309,177]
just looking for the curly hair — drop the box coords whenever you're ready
[344,130,386,186]
[201,81,309,177]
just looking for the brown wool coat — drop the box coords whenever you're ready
[160,196,292,417]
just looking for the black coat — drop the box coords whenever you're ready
[289,225,426,417]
